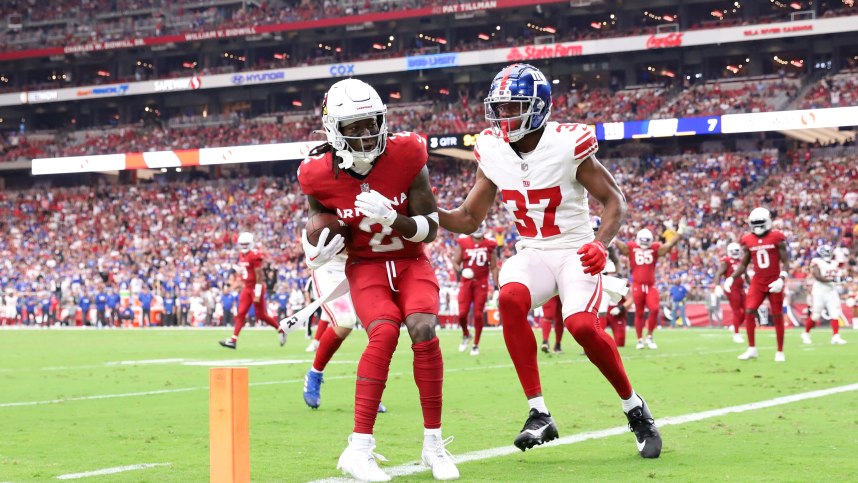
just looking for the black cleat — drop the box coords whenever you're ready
[514,408,559,451]
[553,344,563,354]
[219,339,237,349]
[541,341,550,353]
[625,396,662,458]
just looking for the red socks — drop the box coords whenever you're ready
[413,337,444,429]
[353,322,399,434]
[458,314,470,338]
[312,328,345,372]
[554,318,564,345]
[773,315,784,352]
[540,319,553,342]
[499,283,541,397]
[744,311,756,347]
[565,311,632,399]
[315,320,329,342]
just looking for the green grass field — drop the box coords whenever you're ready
[2,326,857,482]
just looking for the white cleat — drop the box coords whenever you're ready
[831,334,847,345]
[635,340,645,350]
[458,335,472,353]
[422,434,460,481]
[337,435,391,482]
[774,351,786,362]
[470,346,479,356]
[738,347,758,360]
[279,330,287,347]
[801,332,812,345]
[305,339,320,352]
[732,333,744,344]
[645,337,658,350]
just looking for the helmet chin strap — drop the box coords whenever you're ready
[337,149,376,175]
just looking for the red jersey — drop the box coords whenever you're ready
[238,250,263,288]
[721,256,745,291]
[740,229,786,285]
[457,235,497,280]
[627,241,661,286]
[297,132,428,261]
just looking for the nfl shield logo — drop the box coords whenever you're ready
[360,183,370,193]
[521,163,528,171]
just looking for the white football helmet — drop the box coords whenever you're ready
[322,78,388,172]
[636,228,654,248]
[727,242,742,260]
[237,232,254,253]
[748,207,772,236]
[471,222,487,239]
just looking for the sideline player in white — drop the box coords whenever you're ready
[300,250,388,412]
[439,63,661,458]
[802,245,847,345]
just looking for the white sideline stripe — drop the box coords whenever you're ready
[105,358,187,366]
[55,463,170,480]
[0,348,738,408]
[308,382,858,483]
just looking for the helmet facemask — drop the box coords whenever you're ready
[484,63,552,143]
[321,79,388,175]
[818,245,833,262]
[748,207,772,236]
[636,229,653,249]
[727,243,742,260]
[485,98,547,143]
[237,232,254,254]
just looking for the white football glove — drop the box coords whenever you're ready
[722,277,734,293]
[609,307,621,316]
[461,268,474,279]
[768,277,784,293]
[677,216,689,236]
[354,190,397,227]
[301,228,344,270]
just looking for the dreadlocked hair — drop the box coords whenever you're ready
[307,142,342,179]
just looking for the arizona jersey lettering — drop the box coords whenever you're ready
[627,241,660,286]
[474,122,597,250]
[457,235,497,280]
[298,132,428,261]
[740,230,785,285]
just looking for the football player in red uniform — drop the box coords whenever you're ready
[218,232,286,349]
[614,221,686,350]
[723,207,791,362]
[453,223,499,355]
[714,242,749,343]
[539,295,565,353]
[297,78,458,482]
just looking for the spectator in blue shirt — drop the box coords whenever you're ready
[119,305,135,325]
[79,294,92,326]
[274,286,290,321]
[138,286,154,327]
[178,291,190,326]
[25,296,37,325]
[221,291,236,327]
[40,295,52,325]
[162,293,176,326]
[669,278,690,328]
[95,289,108,327]
[107,287,120,326]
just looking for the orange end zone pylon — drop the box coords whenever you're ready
[210,367,250,483]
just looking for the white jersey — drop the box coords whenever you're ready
[811,257,839,292]
[475,121,598,250]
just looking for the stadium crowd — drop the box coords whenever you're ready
[1,144,856,327]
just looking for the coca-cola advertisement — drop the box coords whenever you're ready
[646,33,683,49]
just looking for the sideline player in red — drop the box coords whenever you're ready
[453,222,499,355]
[614,222,686,350]
[219,232,286,349]
[439,63,661,459]
[297,78,458,482]
[724,207,791,362]
[539,296,564,353]
[715,242,748,343]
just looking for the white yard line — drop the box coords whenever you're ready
[55,463,170,480]
[309,382,858,482]
[0,348,734,408]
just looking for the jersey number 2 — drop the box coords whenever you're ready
[501,187,561,238]
[359,218,404,253]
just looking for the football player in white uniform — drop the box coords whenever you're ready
[802,245,847,345]
[439,63,661,459]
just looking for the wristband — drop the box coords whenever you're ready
[254,284,262,297]
[404,215,430,242]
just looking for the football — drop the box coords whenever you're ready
[306,213,350,248]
